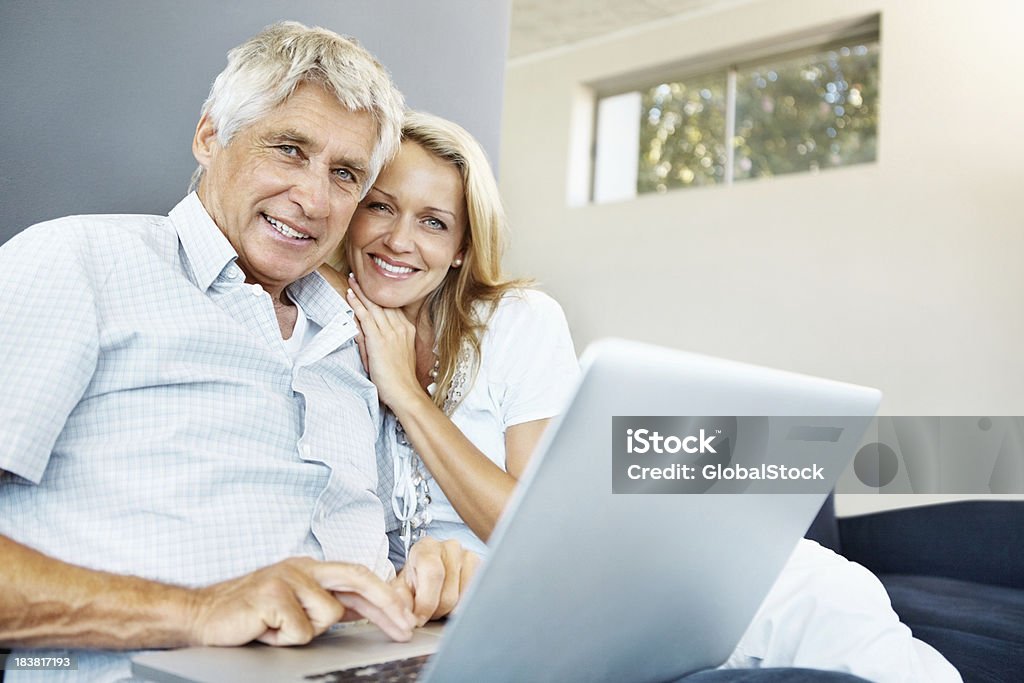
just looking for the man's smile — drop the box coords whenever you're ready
[262,213,312,240]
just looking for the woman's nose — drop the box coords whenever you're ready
[382,215,415,252]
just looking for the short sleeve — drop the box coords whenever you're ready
[0,223,100,483]
[482,290,580,428]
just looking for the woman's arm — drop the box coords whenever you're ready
[384,388,548,541]
[343,276,548,540]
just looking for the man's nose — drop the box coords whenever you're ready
[290,169,330,220]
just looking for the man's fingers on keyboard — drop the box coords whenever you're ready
[311,562,416,630]
[335,592,414,642]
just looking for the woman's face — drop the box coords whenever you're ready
[346,140,467,321]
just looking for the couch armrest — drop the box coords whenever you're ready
[804,494,841,553]
[836,500,1024,589]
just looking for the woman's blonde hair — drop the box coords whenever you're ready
[335,110,526,411]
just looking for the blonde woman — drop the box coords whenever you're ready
[322,111,579,557]
[322,112,961,683]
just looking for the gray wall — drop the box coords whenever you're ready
[0,0,510,243]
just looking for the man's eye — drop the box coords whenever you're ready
[277,145,299,156]
[334,168,355,182]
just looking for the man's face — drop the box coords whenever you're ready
[193,82,377,297]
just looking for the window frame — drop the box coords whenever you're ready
[585,15,881,203]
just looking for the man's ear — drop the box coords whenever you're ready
[192,113,218,168]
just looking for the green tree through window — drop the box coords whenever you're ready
[635,38,879,195]
[639,74,727,193]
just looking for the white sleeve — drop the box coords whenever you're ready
[0,224,100,484]
[482,290,579,428]
[722,539,962,683]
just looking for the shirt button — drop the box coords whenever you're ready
[226,269,240,280]
[249,283,263,296]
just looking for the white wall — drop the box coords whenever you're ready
[500,0,1024,514]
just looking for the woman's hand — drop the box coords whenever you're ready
[345,274,425,410]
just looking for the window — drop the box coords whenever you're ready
[591,21,880,202]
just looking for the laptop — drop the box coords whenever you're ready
[133,338,881,683]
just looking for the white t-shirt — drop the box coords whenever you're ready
[383,288,579,556]
[279,296,317,359]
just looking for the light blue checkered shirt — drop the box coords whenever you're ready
[0,194,390,682]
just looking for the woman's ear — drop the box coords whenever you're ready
[192,113,218,168]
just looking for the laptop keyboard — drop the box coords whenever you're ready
[304,654,432,682]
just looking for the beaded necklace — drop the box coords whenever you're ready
[391,346,470,555]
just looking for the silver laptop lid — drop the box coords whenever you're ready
[421,338,880,682]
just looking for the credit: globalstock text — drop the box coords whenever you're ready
[626,462,825,481]
[612,416,841,495]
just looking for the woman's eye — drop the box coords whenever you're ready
[366,201,392,213]
[424,217,447,231]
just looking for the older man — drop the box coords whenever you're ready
[0,21,474,682]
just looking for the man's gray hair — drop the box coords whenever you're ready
[188,21,404,197]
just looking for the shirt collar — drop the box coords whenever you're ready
[287,269,353,330]
[169,192,352,329]
[169,192,239,292]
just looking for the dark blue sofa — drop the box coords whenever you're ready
[675,497,1023,682]
[804,497,1024,683]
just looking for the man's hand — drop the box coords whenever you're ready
[393,538,481,626]
[189,557,417,647]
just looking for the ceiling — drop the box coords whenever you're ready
[509,0,737,58]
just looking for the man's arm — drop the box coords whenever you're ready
[0,226,417,649]
[0,532,417,649]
